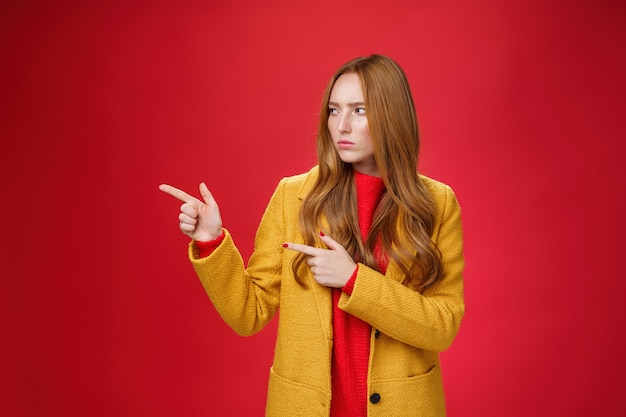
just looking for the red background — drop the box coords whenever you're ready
[1,0,625,416]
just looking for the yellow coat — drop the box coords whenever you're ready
[189,166,464,416]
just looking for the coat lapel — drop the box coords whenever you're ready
[296,167,333,341]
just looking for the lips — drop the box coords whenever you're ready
[337,140,354,149]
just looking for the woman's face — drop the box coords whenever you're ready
[328,73,379,177]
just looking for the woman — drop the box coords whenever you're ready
[160,54,464,416]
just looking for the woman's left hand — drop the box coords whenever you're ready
[283,233,357,288]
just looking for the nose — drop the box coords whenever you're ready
[337,113,351,134]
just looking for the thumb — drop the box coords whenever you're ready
[199,182,214,205]
[319,231,343,251]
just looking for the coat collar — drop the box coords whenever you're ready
[297,165,319,200]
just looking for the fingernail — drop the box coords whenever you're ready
[282,243,288,248]
[319,231,325,237]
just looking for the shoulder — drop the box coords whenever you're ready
[280,165,319,184]
[419,173,453,194]
[277,165,319,199]
[418,173,460,210]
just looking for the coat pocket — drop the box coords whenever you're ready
[368,364,447,417]
[265,366,329,417]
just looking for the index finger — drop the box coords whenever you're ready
[283,242,325,256]
[159,184,201,207]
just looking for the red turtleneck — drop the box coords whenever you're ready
[330,171,386,417]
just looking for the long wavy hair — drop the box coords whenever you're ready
[293,54,443,291]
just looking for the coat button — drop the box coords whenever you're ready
[374,329,380,338]
[370,393,381,404]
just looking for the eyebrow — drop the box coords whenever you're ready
[328,101,366,107]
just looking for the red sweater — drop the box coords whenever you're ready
[330,171,386,417]
[195,171,386,416]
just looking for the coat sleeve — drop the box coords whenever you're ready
[188,178,288,336]
[338,183,465,352]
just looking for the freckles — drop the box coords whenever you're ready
[356,118,370,132]
[358,123,372,138]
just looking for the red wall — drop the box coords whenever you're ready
[2,1,625,415]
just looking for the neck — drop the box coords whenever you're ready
[353,166,381,178]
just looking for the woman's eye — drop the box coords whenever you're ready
[329,108,339,114]
[355,108,366,114]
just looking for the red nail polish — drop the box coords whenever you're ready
[282,243,288,248]
[319,231,325,237]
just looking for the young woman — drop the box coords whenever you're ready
[160,54,464,416]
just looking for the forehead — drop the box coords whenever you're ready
[330,73,364,102]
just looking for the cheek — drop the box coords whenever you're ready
[359,122,372,142]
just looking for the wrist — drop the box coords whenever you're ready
[195,229,224,244]
[196,227,223,243]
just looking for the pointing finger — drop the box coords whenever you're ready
[283,242,325,256]
[159,184,202,208]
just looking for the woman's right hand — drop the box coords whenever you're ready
[159,182,223,242]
